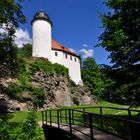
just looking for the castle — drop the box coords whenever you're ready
[31,11,82,85]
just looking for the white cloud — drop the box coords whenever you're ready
[0,24,8,35]
[14,28,32,48]
[79,48,94,58]
[0,28,5,34]
[69,48,76,53]
[0,25,32,47]
[82,44,88,48]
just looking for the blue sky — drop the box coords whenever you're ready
[17,0,111,65]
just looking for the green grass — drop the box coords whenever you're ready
[8,111,42,122]
[60,101,140,117]
[1,101,139,140]
[0,111,42,123]
[1,101,140,123]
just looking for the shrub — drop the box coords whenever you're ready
[6,83,23,101]
[0,111,43,140]
[21,111,43,140]
[53,63,69,76]
[17,58,31,85]
[31,87,45,109]
[30,58,54,76]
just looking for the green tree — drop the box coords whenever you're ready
[18,44,32,58]
[82,57,105,98]
[98,0,140,68]
[0,0,26,78]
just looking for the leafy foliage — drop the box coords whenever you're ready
[82,57,105,98]
[18,44,32,58]
[98,0,140,67]
[53,63,69,76]
[97,0,140,106]
[5,83,23,101]
[30,58,69,76]
[0,0,26,78]
[20,111,43,140]
[18,58,31,85]
[31,87,45,109]
[30,58,54,76]
[0,111,43,140]
[100,64,140,106]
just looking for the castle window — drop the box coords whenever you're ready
[55,52,58,56]
[65,54,68,59]
[75,58,77,62]
[70,56,72,60]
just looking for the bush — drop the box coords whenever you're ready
[0,111,43,140]
[53,63,68,76]
[17,58,31,85]
[20,111,43,140]
[31,87,45,109]
[30,58,54,76]
[6,83,23,101]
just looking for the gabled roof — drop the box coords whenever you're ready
[52,40,79,57]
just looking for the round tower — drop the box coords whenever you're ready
[31,11,53,60]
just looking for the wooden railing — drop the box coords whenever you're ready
[42,106,140,140]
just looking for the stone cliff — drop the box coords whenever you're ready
[0,58,97,113]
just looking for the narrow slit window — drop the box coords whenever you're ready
[70,56,72,60]
[75,58,77,62]
[65,54,68,59]
[55,52,58,56]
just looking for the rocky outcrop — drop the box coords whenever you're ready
[0,72,97,112]
[71,85,97,105]
[32,72,72,108]
[0,94,22,113]
[32,71,97,107]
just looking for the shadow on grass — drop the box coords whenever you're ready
[77,113,140,140]
[0,113,14,122]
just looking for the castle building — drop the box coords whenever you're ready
[31,11,82,85]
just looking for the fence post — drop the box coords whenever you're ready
[72,109,74,125]
[42,111,44,126]
[57,110,60,128]
[89,113,94,140]
[50,110,52,126]
[128,108,132,120]
[100,107,103,115]
[65,109,67,123]
[83,108,86,127]
[45,111,47,125]
[68,109,72,138]
[60,109,62,123]
[100,107,104,128]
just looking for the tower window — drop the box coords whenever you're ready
[75,58,77,62]
[55,52,58,56]
[70,56,72,60]
[65,54,68,59]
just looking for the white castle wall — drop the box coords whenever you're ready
[32,20,52,61]
[51,50,82,85]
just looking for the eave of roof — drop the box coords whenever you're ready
[52,40,80,58]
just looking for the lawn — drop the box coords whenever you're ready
[1,101,139,140]
[1,101,140,123]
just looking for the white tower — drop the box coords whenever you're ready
[31,11,53,60]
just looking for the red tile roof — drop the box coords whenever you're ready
[52,40,79,57]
